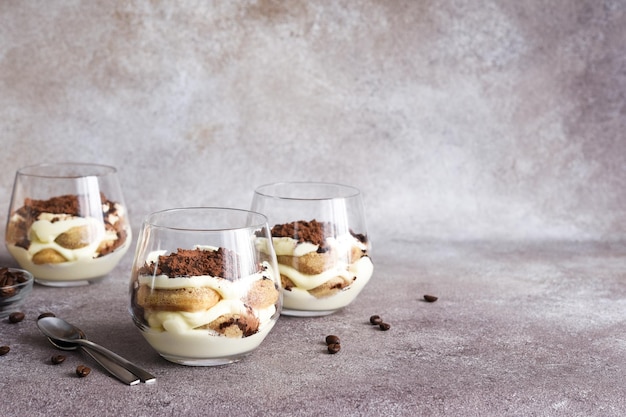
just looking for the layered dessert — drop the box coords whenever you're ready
[130,246,280,362]
[5,194,131,282]
[257,219,373,313]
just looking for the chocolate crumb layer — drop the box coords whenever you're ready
[267,219,368,251]
[270,220,332,246]
[18,195,81,217]
[138,247,250,280]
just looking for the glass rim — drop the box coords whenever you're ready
[17,162,118,179]
[254,181,361,201]
[143,207,269,232]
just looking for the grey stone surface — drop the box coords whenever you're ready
[1,1,626,416]
[1,240,626,417]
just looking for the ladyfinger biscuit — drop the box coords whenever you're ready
[32,248,68,264]
[308,276,353,298]
[54,225,95,249]
[277,251,337,275]
[245,278,279,309]
[136,286,221,312]
[206,312,260,337]
[280,274,295,291]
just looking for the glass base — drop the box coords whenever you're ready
[35,276,107,287]
[159,353,249,367]
[281,308,337,317]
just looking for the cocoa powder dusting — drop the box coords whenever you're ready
[267,219,368,250]
[138,247,247,280]
[270,220,332,247]
[18,195,82,218]
[15,193,123,220]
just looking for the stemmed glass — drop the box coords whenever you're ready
[251,182,373,317]
[5,163,132,286]
[129,207,281,366]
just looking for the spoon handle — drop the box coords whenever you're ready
[80,346,140,386]
[77,339,157,383]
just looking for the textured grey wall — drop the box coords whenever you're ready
[1,0,625,243]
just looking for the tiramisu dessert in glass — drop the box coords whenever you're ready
[129,207,281,366]
[251,182,373,317]
[5,163,131,286]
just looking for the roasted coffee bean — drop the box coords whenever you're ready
[325,335,340,345]
[51,354,66,365]
[423,294,438,303]
[0,345,9,356]
[0,268,15,285]
[8,312,25,323]
[37,312,56,320]
[379,322,391,331]
[0,268,25,297]
[369,315,383,325]
[76,365,91,378]
[327,343,341,354]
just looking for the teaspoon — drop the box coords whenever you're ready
[44,326,140,385]
[37,317,156,384]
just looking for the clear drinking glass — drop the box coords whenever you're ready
[251,182,373,317]
[5,163,132,286]
[129,207,282,366]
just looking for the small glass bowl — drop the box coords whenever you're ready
[0,267,34,318]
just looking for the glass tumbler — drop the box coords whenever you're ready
[5,163,132,286]
[129,207,282,366]
[251,182,373,317]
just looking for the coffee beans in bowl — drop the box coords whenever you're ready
[0,267,34,318]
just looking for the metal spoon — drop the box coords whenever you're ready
[44,325,140,385]
[37,317,156,384]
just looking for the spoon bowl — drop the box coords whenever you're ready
[42,321,87,351]
[37,316,85,344]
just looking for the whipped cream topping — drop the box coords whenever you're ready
[28,215,106,261]
[146,302,277,334]
[261,233,368,258]
[278,256,371,290]
[138,260,274,297]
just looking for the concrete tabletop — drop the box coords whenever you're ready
[1,239,625,417]
[2,1,626,415]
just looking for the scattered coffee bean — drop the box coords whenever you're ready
[38,312,56,320]
[369,315,383,325]
[379,322,391,331]
[325,335,340,345]
[8,312,25,323]
[0,345,10,356]
[76,365,91,378]
[423,294,438,303]
[327,343,341,354]
[51,354,66,365]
